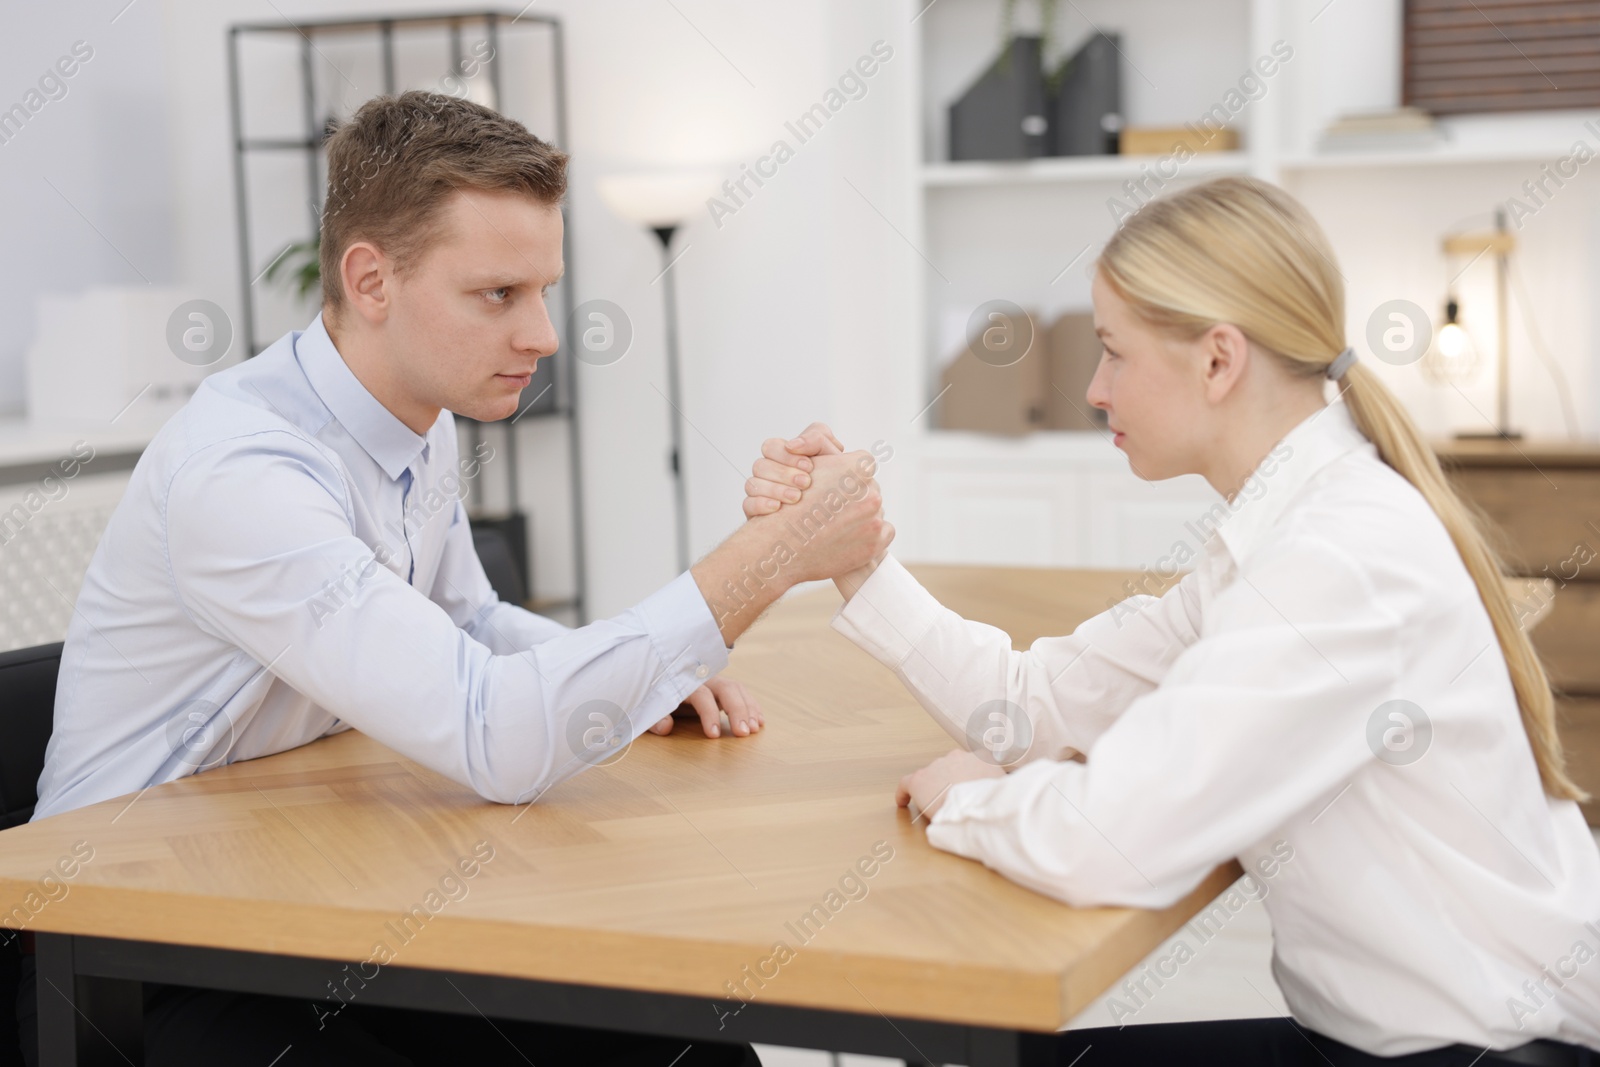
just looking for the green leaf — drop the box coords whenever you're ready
[262,237,322,300]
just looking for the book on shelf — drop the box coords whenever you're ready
[1317,107,1443,153]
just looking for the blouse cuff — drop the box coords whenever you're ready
[829,555,940,671]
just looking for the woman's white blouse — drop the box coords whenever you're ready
[831,401,1600,1057]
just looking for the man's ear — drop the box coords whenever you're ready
[340,240,392,325]
[1199,322,1250,403]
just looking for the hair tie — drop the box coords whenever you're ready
[1325,347,1357,381]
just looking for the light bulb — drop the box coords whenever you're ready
[1421,298,1480,384]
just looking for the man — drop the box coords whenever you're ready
[22,92,891,1065]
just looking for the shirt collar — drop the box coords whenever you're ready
[1214,400,1374,568]
[295,313,430,481]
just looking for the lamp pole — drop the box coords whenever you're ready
[596,170,723,572]
[1492,207,1513,438]
[653,224,690,573]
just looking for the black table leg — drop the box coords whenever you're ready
[34,934,142,1067]
[967,1027,1059,1067]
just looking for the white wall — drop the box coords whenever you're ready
[5,0,1599,621]
[0,0,177,415]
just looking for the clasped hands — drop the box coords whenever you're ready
[656,421,891,738]
[661,422,1001,823]
[737,421,893,599]
[742,422,1008,820]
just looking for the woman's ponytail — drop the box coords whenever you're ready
[1340,361,1585,800]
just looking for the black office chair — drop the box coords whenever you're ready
[471,523,529,607]
[0,641,62,1067]
[0,642,60,831]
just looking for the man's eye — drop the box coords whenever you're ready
[485,288,510,304]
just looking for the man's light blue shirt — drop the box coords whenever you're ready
[34,314,728,820]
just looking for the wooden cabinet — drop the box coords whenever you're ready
[1541,585,1600,696]
[1559,697,1600,826]
[1438,440,1600,824]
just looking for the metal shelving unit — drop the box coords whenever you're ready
[226,9,586,624]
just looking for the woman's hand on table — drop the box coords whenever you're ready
[896,749,1006,822]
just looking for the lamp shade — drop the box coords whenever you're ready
[596,169,724,229]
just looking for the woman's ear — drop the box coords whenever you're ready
[1199,322,1251,403]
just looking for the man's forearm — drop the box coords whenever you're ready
[691,519,796,646]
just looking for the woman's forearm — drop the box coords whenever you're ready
[832,558,882,603]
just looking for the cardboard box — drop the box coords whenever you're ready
[1041,312,1107,431]
[1119,125,1239,156]
[936,310,1047,436]
[936,309,1107,435]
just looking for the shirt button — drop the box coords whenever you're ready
[694,664,709,679]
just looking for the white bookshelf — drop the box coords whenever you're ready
[1281,145,1595,171]
[921,151,1253,187]
[884,0,1599,570]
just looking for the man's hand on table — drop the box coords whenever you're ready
[649,675,763,738]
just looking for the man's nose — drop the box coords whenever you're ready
[515,300,560,358]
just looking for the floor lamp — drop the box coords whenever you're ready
[597,170,722,573]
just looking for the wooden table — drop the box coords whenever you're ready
[0,564,1234,1067]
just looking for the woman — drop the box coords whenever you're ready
[743,178,1599,1065]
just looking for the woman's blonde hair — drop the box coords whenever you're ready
[1096,175,1585,801]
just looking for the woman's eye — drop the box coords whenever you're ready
[485,288,510,304]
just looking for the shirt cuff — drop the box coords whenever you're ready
[635,569,732,706]
[925,761,1054,858]
[829,555,940,671]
